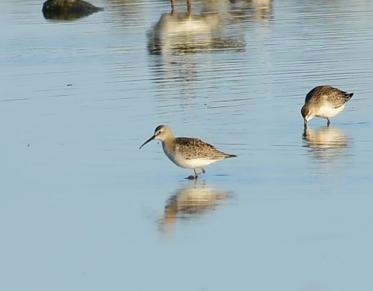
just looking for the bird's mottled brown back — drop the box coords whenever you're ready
[174,137,230,160]
[305,85,353,108]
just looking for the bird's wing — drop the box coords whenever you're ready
[175,137,227,160]
[306,86,351,108]
[327,89,353,108]
[305,86,324,103]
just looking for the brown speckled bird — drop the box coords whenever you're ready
[140,125,236,179]
[301,85,353,128]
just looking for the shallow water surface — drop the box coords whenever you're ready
[1,0,373,290]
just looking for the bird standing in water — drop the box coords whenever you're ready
[140,125,236,179]
[301,85,353,128]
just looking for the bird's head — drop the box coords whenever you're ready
[301,104,313,128]
[139,125,173,149]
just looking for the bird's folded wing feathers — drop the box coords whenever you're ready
[175,137,227,160]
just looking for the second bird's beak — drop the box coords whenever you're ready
[139,135,155,149]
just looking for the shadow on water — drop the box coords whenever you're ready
[160,181,232,234]
[302,126,350,162]
[147,12,245,55]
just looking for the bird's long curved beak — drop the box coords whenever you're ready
[139,135,155,149]
[303,126,309,139]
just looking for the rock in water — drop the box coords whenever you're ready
[42,0,103,20]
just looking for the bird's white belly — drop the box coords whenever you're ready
[317,104,345,118]
[165,150,215,169]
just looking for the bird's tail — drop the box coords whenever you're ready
[344,92,353,101]
[225,153,237,159]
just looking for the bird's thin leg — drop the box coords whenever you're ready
[327,118,330,127]
[170,0,176,15]
[186,0,192,16]
[194,169,198,179]
[303,119,307,129]
[185,169,204,180]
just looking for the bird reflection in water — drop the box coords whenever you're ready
[147,12,245,54]
[227,0,273,22]
[303,127,349,161]
[160,181,231,234]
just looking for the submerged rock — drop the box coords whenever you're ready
[42,0,103,20]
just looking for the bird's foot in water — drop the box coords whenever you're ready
[185,169,205,180]
[185,175,198,180]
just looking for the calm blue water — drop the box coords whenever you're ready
[1,0,373,290]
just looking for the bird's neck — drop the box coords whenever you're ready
[161,135,175,156]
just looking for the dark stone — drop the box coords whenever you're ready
[42,0,103,20]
